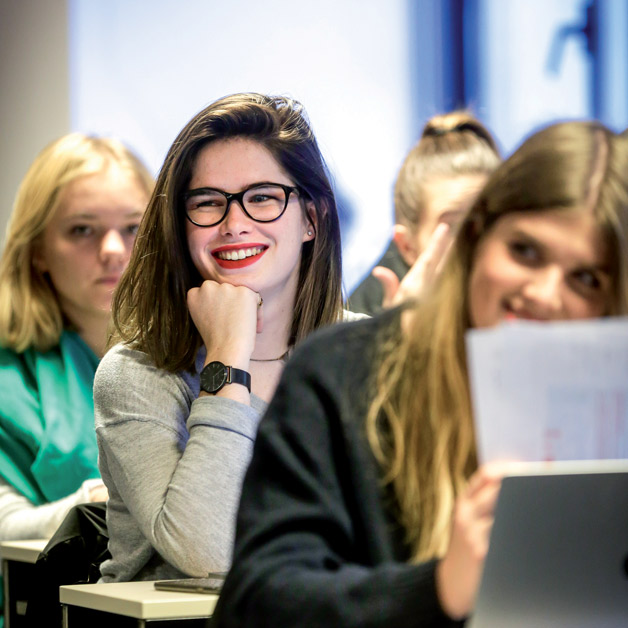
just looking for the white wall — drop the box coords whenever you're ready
[5,0,625,288]
[477,0,590,155]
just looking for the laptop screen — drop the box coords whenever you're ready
[468,462,628,628]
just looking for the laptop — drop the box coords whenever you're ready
[468,460,628,628]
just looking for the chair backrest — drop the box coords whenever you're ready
[24,501,110,627]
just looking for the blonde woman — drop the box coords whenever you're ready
[0,133,152,541]
[349,111,500,314]
[213,120,628,627]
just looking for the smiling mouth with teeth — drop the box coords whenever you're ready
[214,246,266,261]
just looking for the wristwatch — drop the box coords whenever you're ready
[200,361,251,394]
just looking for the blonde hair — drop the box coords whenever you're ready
[367,121,628,562]
[394,111,500,231]
[112,93,343,373]
[0,133,154,352]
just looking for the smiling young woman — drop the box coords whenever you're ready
[467,208,611,326]
[211,120,628,628]
[93,93,364,582]
[0,133,152,549]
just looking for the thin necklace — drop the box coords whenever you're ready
[250,349,290,363]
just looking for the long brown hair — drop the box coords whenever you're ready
[0,133,153,352]
[112,93,343,372]
[367,121,628,561]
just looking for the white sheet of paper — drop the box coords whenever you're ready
[466,318,628,464]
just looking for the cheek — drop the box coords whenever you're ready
[467,245,507,325]
[470,240,517,291]
[567,293,608,319]
[41,239,76,272]
[467,266,487,326]
[276,213,307,249]
[185,226,207,262]
[44,251,87,296]
[122,232,139,253]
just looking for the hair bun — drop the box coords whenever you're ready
[421,112,498,152]
[422,126,450,138]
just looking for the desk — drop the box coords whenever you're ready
[0,539,48,627]
[60,580,218,627]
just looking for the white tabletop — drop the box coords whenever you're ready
[0,539,47,564]
[59,580,218,620]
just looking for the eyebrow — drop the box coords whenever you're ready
[184,187,221,200]
[62,209,145,221]
[510,228,612,274]
[184,181,290,200]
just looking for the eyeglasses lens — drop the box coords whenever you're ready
[186,184,288,226]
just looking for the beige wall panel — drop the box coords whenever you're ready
[0,0,69,247]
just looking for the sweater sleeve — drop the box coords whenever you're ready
[0,476,103,541]
[213,322,461,628]
[94,344,263,577]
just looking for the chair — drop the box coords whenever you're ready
[24,502,109,627]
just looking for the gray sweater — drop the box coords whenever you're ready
[94,344,266,582]
[94,312,365,582]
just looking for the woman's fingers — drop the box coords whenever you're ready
[372,266,401,308]
[256,293,264,334]
[89,484,109,503]
[417,222,453,284]
[393,223,454,306]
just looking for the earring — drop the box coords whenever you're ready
[307,230,313,236]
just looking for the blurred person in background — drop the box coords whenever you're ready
[348,111,500,314]
[0,133,153,542]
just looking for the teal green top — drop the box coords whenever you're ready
[0,330,100,505]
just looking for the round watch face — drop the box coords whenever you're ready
[201,361,227,393]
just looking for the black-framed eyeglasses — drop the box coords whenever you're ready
[183,182,300,227]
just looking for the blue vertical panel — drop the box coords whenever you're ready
[463,0,482,115]
[441,0,466,111]
[596,0,628,131]
[408,0,469,135]
[408,0,447,140]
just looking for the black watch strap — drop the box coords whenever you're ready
[200,361,251,394]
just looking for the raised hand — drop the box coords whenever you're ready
[371,266,401,309]
[375,222,455,309]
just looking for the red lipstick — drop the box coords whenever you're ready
[211,243,267,269]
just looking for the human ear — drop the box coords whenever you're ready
[302,201,318,242]
[393,224,419,265]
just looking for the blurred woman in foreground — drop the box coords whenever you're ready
[213,120,628,627]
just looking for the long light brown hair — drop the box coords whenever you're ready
[112,93,343,372]
[367,121,628,561]
[0,133,153,352]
